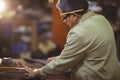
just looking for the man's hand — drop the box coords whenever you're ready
[47,56,57,63]
[25,68,41,79]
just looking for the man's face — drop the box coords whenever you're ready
[60,11,81,28]
[60,12,72,26]
[56,2,81,27]
[59,10,79,27]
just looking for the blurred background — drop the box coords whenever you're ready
[0,0,119,61]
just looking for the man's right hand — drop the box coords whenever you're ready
[24,68,42,79]
[47,56,58,63]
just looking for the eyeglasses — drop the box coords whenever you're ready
[61,13,71,21]
[61,9,84,21]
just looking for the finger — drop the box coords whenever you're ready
[47,57,56,63]
[24,69,32,77]
[24,73,34,79]
[25,68,33,73]
[24,73,31,79]
[46,59,50,63]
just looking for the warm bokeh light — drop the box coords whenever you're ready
[17,4,23,10]
[0,14,3,19]
[48,0,53,3]
[3,10,16,19]
[0,0,6,13]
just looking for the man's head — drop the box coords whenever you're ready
[57,0,88,14]
[56,0,88,27]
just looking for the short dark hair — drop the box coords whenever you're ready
[57,0,88,15]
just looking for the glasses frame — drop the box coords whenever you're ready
[61,9,84,21]
[61,13,71,21]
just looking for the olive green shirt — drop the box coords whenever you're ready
[40,11,120,80]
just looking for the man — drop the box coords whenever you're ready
[26,0,120,80]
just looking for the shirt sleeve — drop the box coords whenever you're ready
[40,31,91,77]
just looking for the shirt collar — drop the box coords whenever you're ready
[80,11,95,23]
